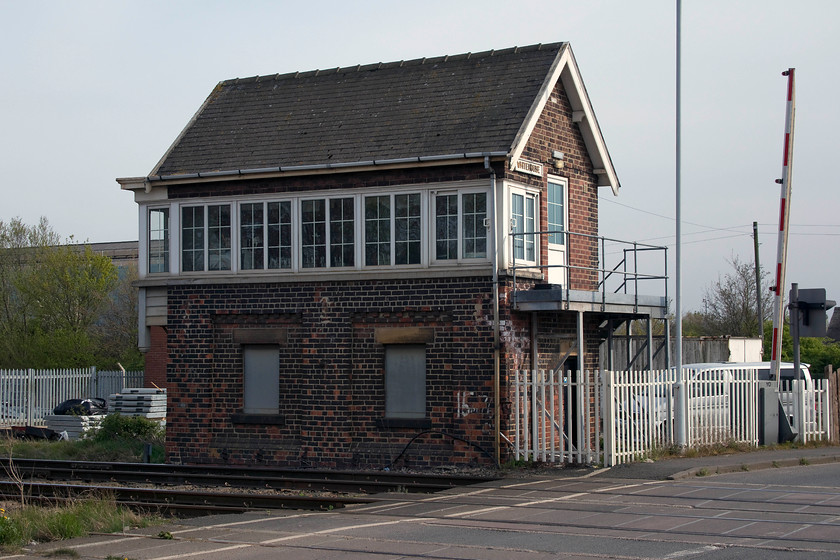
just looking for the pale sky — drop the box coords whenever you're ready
[1,0,837,312]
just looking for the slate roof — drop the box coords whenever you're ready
[152,43,567,177]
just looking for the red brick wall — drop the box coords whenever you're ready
[163,277,499,469]
[504,79,600,291]
[144,326,168,389]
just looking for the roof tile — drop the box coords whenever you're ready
[154,42,565,176]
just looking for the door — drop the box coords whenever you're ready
[547,178,568,286]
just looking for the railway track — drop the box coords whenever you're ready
[0,458,497,515]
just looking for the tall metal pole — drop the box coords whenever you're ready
[674,0,687,447]
[770,69,796,385]
[790,283,803,441]
[753,221,764,344]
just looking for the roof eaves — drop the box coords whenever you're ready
[146,152,509,184]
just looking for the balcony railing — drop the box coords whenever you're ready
[510,229,668,312]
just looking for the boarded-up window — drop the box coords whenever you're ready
[243,345,280,414]
[385,344,426,419]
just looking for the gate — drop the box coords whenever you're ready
[511,369,601,464]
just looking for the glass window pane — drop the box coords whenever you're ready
[181,206,204,272]
[548,181,565,245]
[301,199,326,268]
[365,195,390,266]
[462,193,486,259]
[208,205,231,271]
[329,197,354,267]
[435,194,458,260]
[525,196,535,262]
[512,193,535,263]
[512,194,524,260]
[149,208,169,273]
[394,193,420,265]
[240,203,264,270]
[267,201,292,269]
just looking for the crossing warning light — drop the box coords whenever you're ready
[793,288,836,338]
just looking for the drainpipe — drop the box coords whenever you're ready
[485,156,501,465]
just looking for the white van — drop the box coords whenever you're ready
[619,362,812,444]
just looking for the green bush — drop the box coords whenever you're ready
[92,414,165,444]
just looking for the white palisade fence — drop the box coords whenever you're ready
[0,368,144,427]
[513,368,832,467]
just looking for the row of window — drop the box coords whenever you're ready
[148,190,490,274]
[243,343,426,420]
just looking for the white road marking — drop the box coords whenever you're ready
[663,545,721,558]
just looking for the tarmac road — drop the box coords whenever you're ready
[11,445,840,560]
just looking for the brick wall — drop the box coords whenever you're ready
[144,326,168,389]
[504,79,600,291]
[164,277,498,469]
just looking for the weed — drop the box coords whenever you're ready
[772,461,780,468]
[157,531,174,540]
[695,468,710,477]
[0,496,158,550]
[2,430,164,463]
[799,457,811,466]
[740,464,749,472]
[44,548,79,557]
[0,507,22,547]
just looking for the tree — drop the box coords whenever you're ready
[92,263,144,370]
[762,321,840,378]
[0,218,119,368]
[697,255,773,337]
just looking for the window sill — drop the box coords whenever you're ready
[231,413,285,426]
[377,418,432,429]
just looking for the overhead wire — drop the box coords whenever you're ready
[599,196,840,247]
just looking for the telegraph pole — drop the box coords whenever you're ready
[753,221,763,344]
[674,0,688,447]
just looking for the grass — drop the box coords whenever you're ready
[2,414,165,463]
[3,437,165,463]
[642,438,835,463]
[0,495,160,551]
[0,415,168,552]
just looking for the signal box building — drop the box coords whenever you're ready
[119,42,668,468]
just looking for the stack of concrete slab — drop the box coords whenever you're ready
[107,388,167,419]
[44,414,104,440]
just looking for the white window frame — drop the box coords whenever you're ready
[147,207,170,274]
[180,203,233,273]
[508,185,539,266]
[299,195,358,270]
[363,191,425,268]
[239,200,294,271]
[431,188,490,264]
[140,182,497,278]
[547,176,568,247]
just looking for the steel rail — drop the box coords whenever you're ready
[1,458,495,493]
[0,479,377,515]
